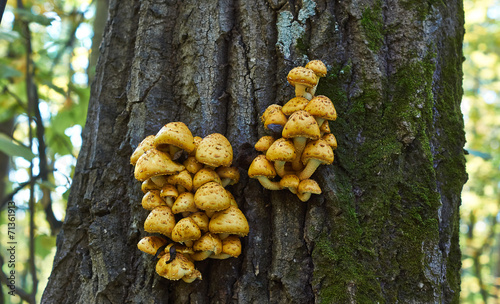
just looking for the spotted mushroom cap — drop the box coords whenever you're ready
[322,133,337,149]
[194,181,231,211]
[301,139,334,165]
[171,217,202,243]
[137,236,168,256]
[130,135,155,165]
[298,179,322,196]
[304,95,337,121]
[154,122,196,153]
[171,192,198,214]
[208,206,249,237]
[134,148,185,182]
[160,184,179,205]
[189,211,210,232]
[195,133,233,167]
[216,166,240,186]
[183,156,204,174]
[141,179,160,193]
[280,174,300,193]
[282,97,310,116]
[266,138,296,162]
[320,120,331,134]
[261,105,287,129]
[221,235,242,257]
[141,190,167,210]
[155,251,197,281]
[305,60,327,77]
[167,170,193,192]
[254,136,275,152]
[287,67,318,88]
[282,110,321,140]
[247,154,277,179]
[144,206,176,237]
[193,232,223,254]
[193,168,223,191]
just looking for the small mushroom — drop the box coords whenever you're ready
[265,138,296,177]
[282,96,310,116]
[322,133,337,150]
[144,206,176,238]
[305,60,327,96]
[191,232,223,261]
[160,184,179,208]
[254,136,275,152]
[137,236,168,256]
[209,206,249,239]
[248,155,283,190]
[141,179,160,193]
[188,211,210,233]
[261,104,287,132]
[298,139,334,180]
[130,135,155,165]
[287,66,318,100]
[279,174,300,194]
[183,156,204,174]
[155,251,201,282]
[150,175,169,188]
[194,181,231,212]
[154,122,196,158]
[216,166,240,187]
[171,192,199,216]
[304,95,337,127]
[167,170,193,192]
[141,190,167,210]
[297,179,322,202]
[134,148,185,182]
[209,235,242,259]
[193,168,223,191]
[195,133,233,168]
[171,217,202,247]
[282,110,321,171]
[320,120,330,135]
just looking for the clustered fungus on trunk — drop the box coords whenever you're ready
[249,60,337,202]
[130,122,249,283]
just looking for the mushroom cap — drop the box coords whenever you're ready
[209,206,249,237]
[261,105,287,129]
[322,133,337,149]
[216,166,240,186]
[304,95,337,121]
[301,139,334,165]
[160,184,179,201]
[282,97,310,116]
[305,60,327,77]
[298,179,322,195]
[172,192,198,214]
[194,181,231,211]
[195,133,233,167]
[134,148,185,182]
[221,235,242,257]
[171,217,202,243]
[320,120,331,134]
[141,179,160,193]
[193,232,223,254]
[130,135,155,165]
[144,206,176,237]
[189,211,210,233]
[182,269,203,283]
[193,168,223,191]
[282,110,321,140]
[183,156,204,174]
[226,190,238,208]
[287,67,318,88]
[189,136,203,156]
[254,136,275,152]
[154,122,196,153]
[137,236,168,256]
[155,251,197,281]
[248,155,277,178]
[150,175,169,188]
[167,170,193,192]
[280,174,300,192]
[266,138,296,162]
[142,190,167,210]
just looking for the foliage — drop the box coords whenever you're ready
[461,0,500,303]
[0,0,94,302]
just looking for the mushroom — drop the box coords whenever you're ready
[194,181,231,212]
[209,206,249,239]
[282,96,310,116]
[305,60,327,96]
[188,211,210,232]
[160,184,179,208]
[191,232,223,261]
[130,135,155,165]
[209,235,242,259]
[154,122,196,158]
[183,156,204,174]
[171,217,202,247]
[134,148,185,182]
[193,168,223,191]
[282,110,321,171]
[320,120,330,135]
[144,206,176,238]
[141,179,160,193]
[265,138,296,177]
[304,95,337,127]
[195,133,233,168]
[297,179,322,202]
[171,192,199,216]
[286,66,318,100]
[150,175,168,188]
[279,174,300,194]
[216,166,240,187]
[155,251,201,282]
[141,190,167,210]
[254,136,275,152]
[167,169,193,192]
[261,104,287,132]
[248,155,283,190]
[298,139,334,180]
[190,136,203,156]
[137,236,168,256]
[322,133,337,150]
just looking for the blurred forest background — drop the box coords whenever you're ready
[0,0,498,303]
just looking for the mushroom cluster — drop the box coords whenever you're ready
[131,122,249,283]
[249,60,337,202]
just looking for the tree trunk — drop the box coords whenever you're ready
[42,0,466,303]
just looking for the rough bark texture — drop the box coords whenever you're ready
[42,0,466,303]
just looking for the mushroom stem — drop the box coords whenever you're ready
[221,178,231,187]
[309,84,318,97]
[274,161,287,177]
[256,176,283,191]
[298,159,322,180]
[294,84,313,100]
[296,192,312,202]
[164,197,174,208]
[218,233,230,240]
[291,137,307,171]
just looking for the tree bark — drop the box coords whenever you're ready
[42,0,466,303]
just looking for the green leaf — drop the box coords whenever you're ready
[0,63,22,78]
[13,8,55,26]
[0,133,36,160]
[0,30,20,42]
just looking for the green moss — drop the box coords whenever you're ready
[360,2,384,52]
